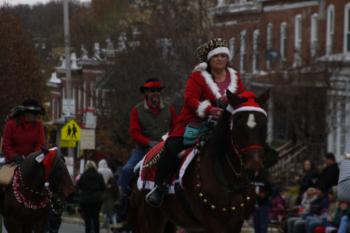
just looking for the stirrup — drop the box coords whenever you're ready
[145,186,165,208]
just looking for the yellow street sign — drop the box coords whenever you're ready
[60,140,76,148]
[61,119,81,141]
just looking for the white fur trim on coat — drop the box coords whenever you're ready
[197,100,211,118]
[207,47,232,61]
[201,67,238,99]
[193,62,208,72]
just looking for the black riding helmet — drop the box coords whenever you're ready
[21,98,45,115]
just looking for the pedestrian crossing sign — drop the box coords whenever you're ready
[61,119,81,141]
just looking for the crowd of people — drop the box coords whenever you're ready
[254,153,344,233]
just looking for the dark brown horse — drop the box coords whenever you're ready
[1,148,75,233]
[131,90,268,233]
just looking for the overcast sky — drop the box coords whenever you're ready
[2,0,90,6]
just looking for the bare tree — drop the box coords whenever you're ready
[0,9,44,130]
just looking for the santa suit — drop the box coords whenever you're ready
[170,67,244,137]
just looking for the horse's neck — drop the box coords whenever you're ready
[200,114,249,192]
[20,163,44,190]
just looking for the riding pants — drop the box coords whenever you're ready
[155,137,186,186]
[118,147,147,193]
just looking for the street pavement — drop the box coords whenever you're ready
[0,215,277,233]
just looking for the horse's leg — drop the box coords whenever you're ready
[22,224,34,233]
[31,215,48,233]
[3,219,22,233]
[163,221,176,233]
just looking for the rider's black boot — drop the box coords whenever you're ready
[145,137,185,207]
[145,184,166,208]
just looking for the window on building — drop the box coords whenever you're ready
[83,81,87,109]
[311,13,319,57]
[72,88,76,114]
[90,81,94,108]
[280,22,287,62]
[229,37,235,61]
[62,87,66,99]
[294,14,302,66]
[326,5,335,55]
[344,3,350,52]
[253,29,260,73]
[266,23,273,69]
[240,30,246,73]
[217,0,225,6]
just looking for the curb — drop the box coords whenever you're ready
[62,216,84,225]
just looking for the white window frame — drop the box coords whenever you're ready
[253,29,260,73]
[280,22,287,62]
[90,81,94,108]
[344,3,350,53]
[294,14,302,66]
[310,13,319,57]
[229,37,235,61]
[83,81,87,109]
[326,5,335,55]
[266,23,273,69]
[294,14,302,52]
[240,30,246,73]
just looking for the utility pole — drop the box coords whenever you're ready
[63,0,75,178]
[64,0,71,99]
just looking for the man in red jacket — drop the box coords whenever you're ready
[2,99,46,164]
[117,78,177,221]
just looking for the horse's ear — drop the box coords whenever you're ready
[226,90,247,108]
[256,89,270,109]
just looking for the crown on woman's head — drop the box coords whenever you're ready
[196,38,229,62]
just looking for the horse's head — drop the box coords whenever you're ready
[34,148,75,198]
[226,90,268,172]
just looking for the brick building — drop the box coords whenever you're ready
[211,0,350,161]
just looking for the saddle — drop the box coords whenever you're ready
[0,164,17,185]
[137,141,203,193]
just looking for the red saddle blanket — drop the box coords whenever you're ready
[137,141,198,193]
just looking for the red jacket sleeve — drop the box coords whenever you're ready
[168,105,178,129]
[128,106,150,146]
[33,121,45,152]
[184,73,212,118]
[2,120,18,159]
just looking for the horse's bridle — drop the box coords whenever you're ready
[227,105,267,172]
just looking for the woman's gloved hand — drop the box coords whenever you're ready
[208,107,224,119]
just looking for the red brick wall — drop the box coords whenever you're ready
[213,0,348,74]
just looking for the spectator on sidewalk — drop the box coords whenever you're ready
[252,172,272,233]
[269,186,286,225]
[77,161,106,233]
[315,153,339,194]
[97,159,116,230]
[338,153,350,202]
[287,187,328,233]
[297,160,319,204]
[98,159,114,185]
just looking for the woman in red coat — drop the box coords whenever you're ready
[2,99,46,163]
[146,38,245,207]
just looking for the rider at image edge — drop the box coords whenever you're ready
[117,78,177,222]
[2,98,46,164]
[145,38,246,207]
